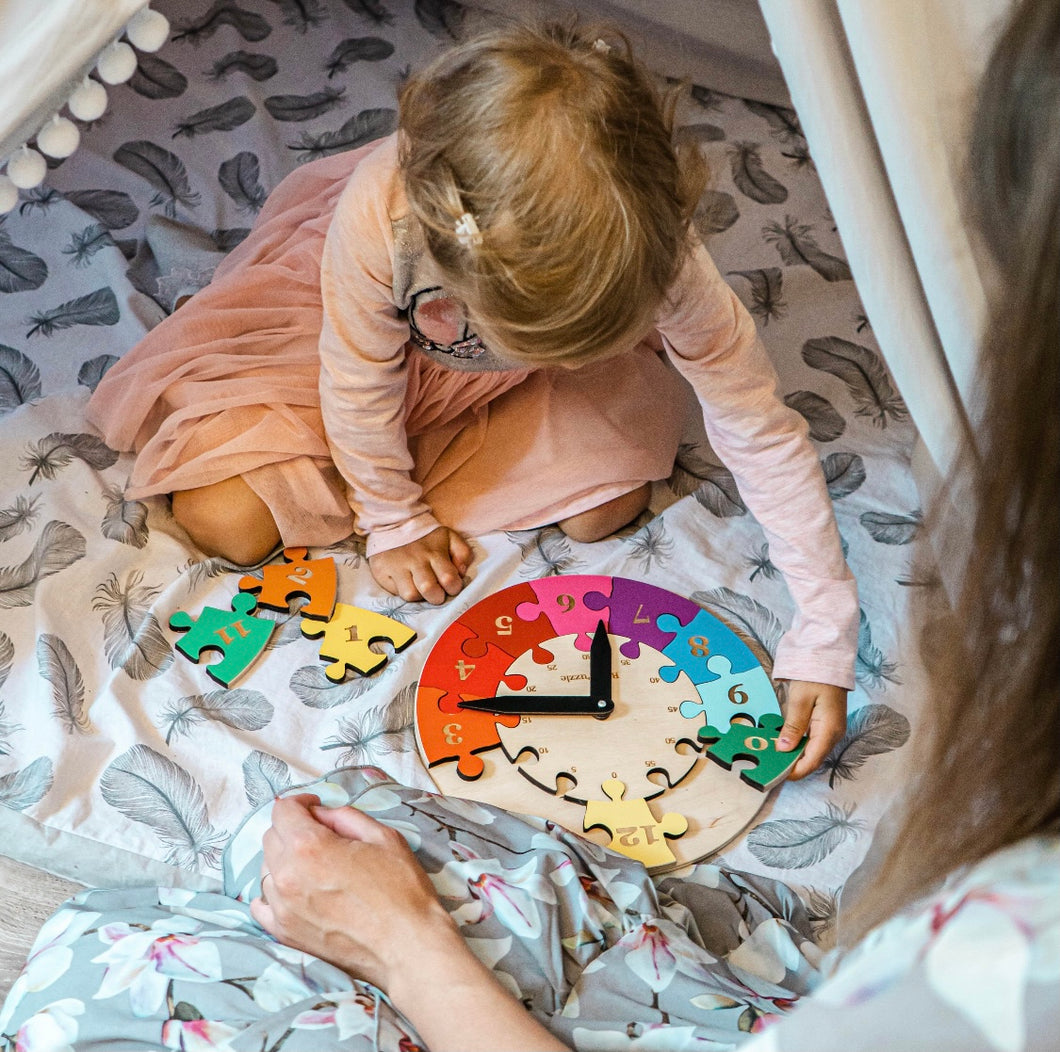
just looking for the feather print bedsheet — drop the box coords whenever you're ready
[0,0,931,932]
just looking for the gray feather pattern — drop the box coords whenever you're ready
[693,465,747,518]
[172,2,272,45]
[820,452,866,499]
[91,571,174,680]
[324,36,394,77]
[100,482,150,549]
[0,632,12,690]
[208,50,279,81]
[693,190,739,237]
[264,88,346,122]
[0,231,48,293]
[114,141,201,217]
[823,703,910,787]
[64,190,139,230]
[37,634,90,734]
[414,0,464,38]
[218,152,267,213]
[729,269,786,326]
[0,521,86,609]
[321,682,416,764]
[763,216,851,282]
[21,431,119,484]
[25,287,120,339]
[289,663,376,708]
[802,337,908,427]
[0,756,54,810]
[288,107,396,162]
[0,494,40,542]
[100,745,227,867]
[77,355,118,392]
[860,510,922,545]
[691,587,783,661]
[747,801,864,869]
[784,391,845,441]
[728,142,788,204]
[856,608,901,688]
[174,96,256,138]
[162,688,273,743]
[243,750,293,806]
[129,53,189,100]
[0,345,43,413]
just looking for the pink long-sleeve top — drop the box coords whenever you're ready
[318,135,858,689]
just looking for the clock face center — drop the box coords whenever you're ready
[495,633,702,803]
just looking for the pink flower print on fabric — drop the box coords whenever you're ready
[291,990,380,1042]
[92,922,224,1018]
[436,842,557,938]
[408,287,487,360]
[161,1017,242,1051]
[8,998,84,1052]
[622,923,678,993]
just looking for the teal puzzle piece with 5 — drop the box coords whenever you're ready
[170,592,274,687]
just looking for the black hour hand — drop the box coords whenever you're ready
[457,695,614,717]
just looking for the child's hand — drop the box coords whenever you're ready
[775,680,847,780]
[369,525,471,604]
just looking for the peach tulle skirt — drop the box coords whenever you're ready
[86,142,689,547]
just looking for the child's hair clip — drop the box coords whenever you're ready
[592,38,612,54]
[454,212,481,248]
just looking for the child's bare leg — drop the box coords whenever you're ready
[557,482,652,543]
[172,477,281,566]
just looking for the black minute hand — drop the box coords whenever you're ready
[457,695,614,716]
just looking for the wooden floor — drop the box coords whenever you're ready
[0,856,83,1004]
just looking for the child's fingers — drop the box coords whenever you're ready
[776,691,813,753]
[447,531,473,575]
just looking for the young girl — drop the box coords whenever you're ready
[86,21,858,775]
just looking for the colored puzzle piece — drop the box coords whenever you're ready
[415,685,519,781]
[452,582,555,664]
[699,712,805,791]
[301,602,416,680]
[585,578,700,660]
[417,620,529,713]
[677,654,779,729]
[582,778,689,869]
[656,608,761,689]
[515,574,613,651]
[170,592,274,687]
[238,547,337,621]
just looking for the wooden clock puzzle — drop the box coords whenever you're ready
[415,574,804,873]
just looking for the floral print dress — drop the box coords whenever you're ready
[0,766,1056,1052]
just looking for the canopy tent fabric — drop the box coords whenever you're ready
[0,0,149,160]
[760,0,1010,483]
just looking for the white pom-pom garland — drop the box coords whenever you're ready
[68,77,108,121]
[97,40,137,85]
[126,8,170,52]
[0,174,18,215]
[37,116,81,159]
[6,146,47,189]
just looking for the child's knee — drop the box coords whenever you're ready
[172,480,280,566]
[558,483,651,543]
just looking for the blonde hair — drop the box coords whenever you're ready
[398,20,708,366]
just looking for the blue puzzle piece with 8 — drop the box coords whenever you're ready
[657,609,762,689]
[170,592,274,687]
[699,712,805,792]
[678,654,778,729]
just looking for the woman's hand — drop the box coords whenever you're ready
[250,795,455,989]
[775,680,847,779]
[369,525,471,604]
[251,795,570,1052]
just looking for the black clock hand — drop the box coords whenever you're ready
[457,695,614,717]
[589,618,612,704]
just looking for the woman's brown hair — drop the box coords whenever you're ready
[397,20,708,366]
[843,0,1060,944]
